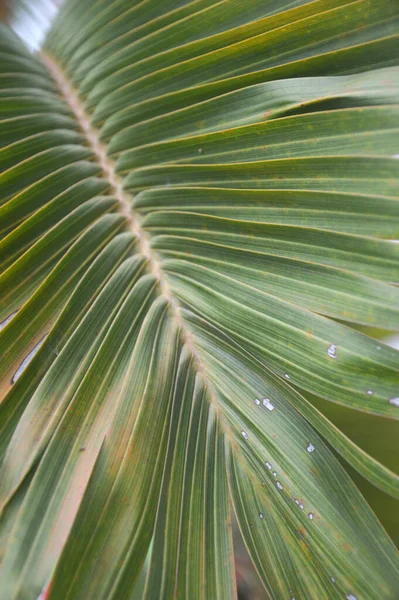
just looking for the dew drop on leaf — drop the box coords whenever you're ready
[276,481,283,490]
[259,512,264,519]
[241,430,249,440]
[265,461,272,470]
[327,343,337,359]
[389,397,399,407]
[366,390,374,395]
[254,398,260,405]
[308,513,314,520]
[262,398,275,411]
[272,471,277,477]
[346,594,357,600]
[284,373,291,379]
[306,442,315,453]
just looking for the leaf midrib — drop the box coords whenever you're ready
[39,50,220,408]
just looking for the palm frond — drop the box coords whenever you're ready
[0,1,398,599]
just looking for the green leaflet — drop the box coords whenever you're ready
[164,262,399,416]
[109,68,399,151]
[181,312,399,598]
[1,1,399,599]
[0,232,138,461]
[40,299,180,600]
[143,352,236,600]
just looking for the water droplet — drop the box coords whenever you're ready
[392,154,399,159]
[198,148,204,154]
[254,398,260,405]
[308,513,314,520]
[241,430,249,440]
[346,594,357,600]
[284,373,290,379]
[265,461,272,470]
[330,576,336,584]
[299,504,304,510]
[366,390,374,395]
[276,481,283,490]
[376,345,381,350]
[389,397,399,407]
[259,512,264,519]
[272,471,277,477]
[262,398,275,411]
[306,442,315,453]
[12,336,47,384]
[327,343,337,359]
[294,499,300,505]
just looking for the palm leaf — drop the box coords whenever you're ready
[0,1,398,598]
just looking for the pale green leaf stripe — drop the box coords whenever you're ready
[144,351,236,600]
[0,470,33,566]
[0,233,138,462]
[0,113,80,153]
[0,93,71,117]
[0,162,101,235]
[47,0,218,67]
[182,311,399,598]
[0,130,84,176]
[126,156,399,198]
[42,299,180,600]
[134,186,399,238]
[289,390,399,499]
[0,71,55,92]
[85,0,399,120]
[0,202,121,321]
[0,258,149,509]
[100,33,399,144]
[83,0,360,107]
[154,242,399,328]
[107,67,399,150]
[166,265,399,417]
[227,447,333,599]
[0,279,161,600]
[65,0,315,90]
[117,106,399,170]
[0,214,126,405]
[148,212,399,282]
[182,314,399,497]
[1,177,109,268]
[0,145,92,202]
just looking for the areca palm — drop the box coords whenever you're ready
[0,0,399,598]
